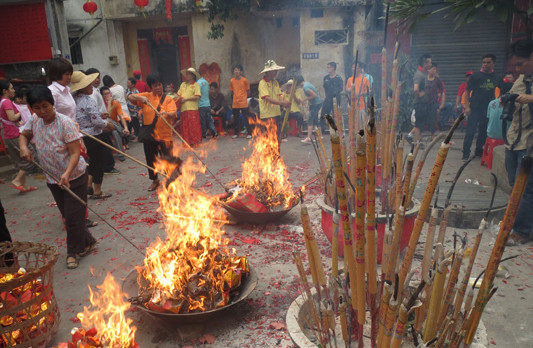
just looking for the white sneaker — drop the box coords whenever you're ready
[281,138,288,142]
[301,137,312,144]
[232,135,238,139]
[246,135,252,139]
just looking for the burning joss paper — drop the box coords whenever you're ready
[136,154,249,314]
[0,268,56,347]
[226,118,296,211]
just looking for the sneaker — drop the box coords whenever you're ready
[506,232,530,246]
[118,156,126,162]
[301,137,312,144]
[406,134,414,145]
[462,154,470,161]
[281,138,288,142]
[246,135,252,139]
[104,168,121,175]
[232,135,238,139]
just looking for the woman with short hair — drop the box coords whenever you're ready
[20,86,97,269]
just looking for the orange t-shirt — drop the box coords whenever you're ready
[135,93,177,142]
[109,100,129,122]
[346,75,370,108]
[230,77,250,108]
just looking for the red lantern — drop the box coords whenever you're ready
[166,0,172,20]
[134,0,149,10]
[83,0,98,15]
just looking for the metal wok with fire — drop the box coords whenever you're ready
[219,118,300,224]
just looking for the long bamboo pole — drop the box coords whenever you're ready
[280,80,298,135]
[398,114,464,290]
[331,211,340,278]
[465,156,533,344]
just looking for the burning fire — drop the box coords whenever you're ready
[136,152,248,313]
[228,118,296,210]
[76,273,137,348]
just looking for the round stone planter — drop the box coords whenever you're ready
[317,195,420,263]
[286,290,489,347]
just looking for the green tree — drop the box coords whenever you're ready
[390,0,533,37]
[205,0,250,40]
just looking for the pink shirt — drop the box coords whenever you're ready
[0,98,21,139]
[23,113,86,184]
[48,81,76,120]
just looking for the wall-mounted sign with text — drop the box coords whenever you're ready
[302,52,319,59]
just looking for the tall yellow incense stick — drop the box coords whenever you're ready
[366,107,378,297]
[465,156,533,344]
[421,207,439,283]
[330,131,359,313]
[423,258,451,342]
[377,282,392,345]
[453,221,485,323]
[293,252,326,346]
[331,212,340,278]
[437,249,464,329]
[354,131,367,324]
[406,133,445,205]
[398,114,464,290]
[300,199,327,288]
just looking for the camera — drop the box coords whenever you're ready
[500,93,519,121]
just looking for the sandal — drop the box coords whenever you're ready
[90,192,112,199]
[79,241,98,257]
[87,187,94,196]
[86,219,98,228]
[148,180,160,192]
[66,255,79,269]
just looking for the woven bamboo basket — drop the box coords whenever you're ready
[0,241,60,348]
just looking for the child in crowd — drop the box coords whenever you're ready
[230,65,251,138]
[100,86,130,161]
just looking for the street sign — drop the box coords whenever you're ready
[302,52,319,59]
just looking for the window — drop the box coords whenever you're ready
[276,18,282,28]
[314,30,348,45]
[292,17,300,28]
[310,9,323,18]
[69,37,83,65]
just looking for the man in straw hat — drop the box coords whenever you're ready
[258,60,291,145]
[177,67,202,147]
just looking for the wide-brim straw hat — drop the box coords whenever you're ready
[260,60,285,74]
[180,67,200,79]
[70,71,98,93]
[281,79,294,89]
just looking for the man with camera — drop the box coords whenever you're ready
[504,39,533,245]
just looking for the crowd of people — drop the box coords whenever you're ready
[3,39,533,267]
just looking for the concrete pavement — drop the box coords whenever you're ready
[0,130,531,347]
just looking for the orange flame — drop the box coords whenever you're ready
[137,149,245,313]
[231,118,296,209]
[77,273,137,347]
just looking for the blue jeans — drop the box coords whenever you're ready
[505,148,533,237]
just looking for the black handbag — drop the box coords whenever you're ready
[137,94,166,143]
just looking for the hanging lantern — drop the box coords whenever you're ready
[134,0,149,10]
[83,0,98,15]
[166,0,172,20]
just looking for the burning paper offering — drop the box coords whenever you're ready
[134,154,249,314]
[225,118,297,212]
[54,273,138,348]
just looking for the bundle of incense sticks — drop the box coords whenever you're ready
[292,111,495,347]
